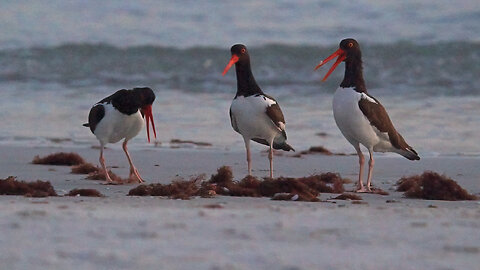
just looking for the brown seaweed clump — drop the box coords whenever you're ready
[262,179,320,202]
[128,166,351,202]
[71,163,99,174]
[205,168,350,202]
[206,167,268,198]
[209,166,234,185]
[128,175,207,199]
[212,174,263,197]
[32,152,85,166]
[170,139,212,147]
[396,171,477,201]
[332,193,362,200]
[67,188,104,197]
[303,146,333,155]
[0,176,57,197]
[294,173,348,193]
[292,146,333,157]
[33,152,145,184]
[86,170,127,183]
[370,188,389,196]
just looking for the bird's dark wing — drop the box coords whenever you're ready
[262,94,286,131]
[87,104,105,134]
[253,94,294,151]
[358,94,418,159]
[99,89,138,115]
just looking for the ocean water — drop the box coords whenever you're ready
[0,1,479,156]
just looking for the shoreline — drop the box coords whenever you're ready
[2,145,479,199]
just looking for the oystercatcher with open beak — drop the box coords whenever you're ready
[83,87,157,184]
[223,44,294,178]
[315,39,419,192]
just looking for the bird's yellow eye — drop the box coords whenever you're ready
[241,48,246,54]
[348,42,354,48]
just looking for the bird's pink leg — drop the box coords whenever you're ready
[268,142,274,179]
[354,145,368,193]
[366,149,374,192]
[99,145,114,184]
[123,140,145,183]
[244,138,252,176]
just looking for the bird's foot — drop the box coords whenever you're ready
[128,168,145,183]
[356,187,371,193]
[127,176,145,184]
[99,170,123,185]
[101,180,122,185]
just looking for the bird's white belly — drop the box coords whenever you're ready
[230,95,280,141]
[94,104,144,145]
[332,87,380,148]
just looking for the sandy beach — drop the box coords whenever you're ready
[1,145,479,270]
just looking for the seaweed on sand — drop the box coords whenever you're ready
[0,176,57,197]
[71,163,99,174]
[32,152,85,166]
[128,175,207,199]
[396,171,477,201]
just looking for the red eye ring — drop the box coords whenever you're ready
[348,42,353,48]
[241,48,246,54]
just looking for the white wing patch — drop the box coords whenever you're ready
[360,93,378,104]
[261,95,277,106]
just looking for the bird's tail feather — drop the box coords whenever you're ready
[251,138,295,152]
[273,141,295,152]
[397,147,420,160]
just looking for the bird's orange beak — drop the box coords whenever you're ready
[314,48,346,81]
[222,54,239,76]
[141,104,157,143]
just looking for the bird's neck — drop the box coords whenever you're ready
[340,55,367,93]
[235,62,263,97]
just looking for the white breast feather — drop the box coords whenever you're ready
[93,103,144,145]
[333,87,383,149]
[230,95,282,142]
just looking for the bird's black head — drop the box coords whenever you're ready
[132,87,156,108]
[132,87,157,143]
[339,38,361,56]
[315,38,366,91]
[315,38,363,82]
[222,44,251,75]
[222,43,262,96]
[230,44,249,60]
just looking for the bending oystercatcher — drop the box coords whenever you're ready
[83,87,157,184]
[222,44,294,178]
[315,38,419,192]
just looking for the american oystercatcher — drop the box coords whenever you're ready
[315,39,419,192]
[222,44,294,178]
[83,87,157,184]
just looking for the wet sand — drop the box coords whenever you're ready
[1,145,479,270]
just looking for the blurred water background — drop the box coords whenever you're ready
[0,0,479,155]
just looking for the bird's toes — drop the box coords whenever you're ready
[355,187,370,193]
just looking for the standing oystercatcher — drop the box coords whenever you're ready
[83,87,157,184]
[315,39,419,192]
[222,44,294,178]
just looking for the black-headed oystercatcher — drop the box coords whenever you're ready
[315,38,419,192]
[83,87,157,184]
[222,44,294,178]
